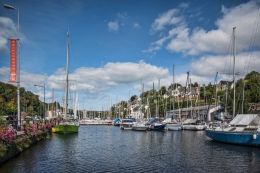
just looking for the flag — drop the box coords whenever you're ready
[9,39,17,83]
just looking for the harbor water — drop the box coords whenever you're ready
[0,126,259,173]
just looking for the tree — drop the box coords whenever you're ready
[0,82,45,117]
[6,101,17,115]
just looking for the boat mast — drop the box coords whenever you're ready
[64,31,70,117]
[232,27,236,118]
[141,82,144,119]
[189,77,192,118]
[241,80,245,114]
[74,92,78,119]
[185,72,189,112]
[172,64,175,112]
[225,86,228,113]
[214,72,218,107]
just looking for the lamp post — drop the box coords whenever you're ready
[4,3,21,130]
[34,84,46,119]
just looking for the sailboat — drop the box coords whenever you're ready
[180,72,206,130]
[129,83,148,131]
[163,64,182,131]
[205,27,260,146]
[52,31,79,134]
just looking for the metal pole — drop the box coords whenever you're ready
[34,84,45,119]
[241,80,245,114]
[215,72,218,107]
[17,7,21,129]
[204,85,206,106]
[232,27,236,118]
[4,4,21,129]
[225,87,228,113]
[189,78,192,118]
[64,32,70,117]
[172,64,175,111]
[43,83,45,119]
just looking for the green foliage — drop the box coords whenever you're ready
[0,82,43,117]
[0,142,7,157]
[234,71,260,114]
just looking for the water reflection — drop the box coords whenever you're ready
[0,126,259,173]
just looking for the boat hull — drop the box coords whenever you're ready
[148,124,165,131]
[166,124,182,131]
[132,126,148,131]
[206,130,260,146]
[113,123,120,126]
[182,125,206,131]
[120,124,133,130]
[52,124,79,134]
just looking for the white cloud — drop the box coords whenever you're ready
[191,51,260,78]
[107,12,128,32]
[148,1,260,55]
[107,21,119,32]
[0,66,47,88]
[21,71,47,88]
[0,61,174,108]
[151,9,183,31]
[0,67,9,81]
[133,22,140,29]
[175,73,211,86]
[0,60,170,92]
[0,17,17,51]
[48,61,169,93]
[144,35,171,53]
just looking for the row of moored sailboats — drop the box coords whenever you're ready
[113,117,206,131]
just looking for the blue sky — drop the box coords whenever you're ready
[0,0,260,110]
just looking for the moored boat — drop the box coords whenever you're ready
[52,31,79,134]
[206,114,260,146]
[79,118,112,125]
[132,122,148,131]
[206,27,260,147]
[112,118,121,126]
[120,118,135,130]
[146,118,165,131]
[52,119,79,133]
[182,119,206,131]
[162,118,182,131]
[167,123,182,131]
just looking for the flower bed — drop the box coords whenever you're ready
[0,119,57,164]
[0,126,17,144]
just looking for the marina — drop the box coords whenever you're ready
[0,0,260,172]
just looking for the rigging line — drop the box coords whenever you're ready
[228,33,233,81]
[224,30,235,109]
[223,33,233,80]
[244,7,260,75]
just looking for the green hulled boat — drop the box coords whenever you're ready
[52,31,80,134]
[52,123,79,134]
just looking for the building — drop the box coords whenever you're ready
[170,86,200,100]
[218,80,232,91]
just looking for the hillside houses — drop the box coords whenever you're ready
[170,86,200,100]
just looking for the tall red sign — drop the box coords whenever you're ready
[10,39,17,83]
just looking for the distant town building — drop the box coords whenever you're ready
[170,86,200,100]
[128,96,144,119]
[218,80,232,91]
